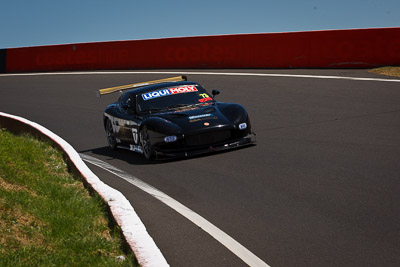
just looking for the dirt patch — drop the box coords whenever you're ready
[370,66,400,77]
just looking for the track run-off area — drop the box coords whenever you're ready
[1,70,400,266]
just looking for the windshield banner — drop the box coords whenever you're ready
[142,85,198,100]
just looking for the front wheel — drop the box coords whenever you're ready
[139,126,153,160]
[105,119,117,150]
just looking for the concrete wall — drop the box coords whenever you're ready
[2,27,400,73]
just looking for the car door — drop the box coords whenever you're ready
[115,95,141,146]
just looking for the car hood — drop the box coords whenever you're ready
[156,104,232,133]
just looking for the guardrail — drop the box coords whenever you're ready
[1,27,400,73]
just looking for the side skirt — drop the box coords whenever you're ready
[117,144,143,154]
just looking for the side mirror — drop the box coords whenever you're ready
[122,98,135,113]
[212,89,220,97]
[121,103,129,110]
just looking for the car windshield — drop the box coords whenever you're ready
[137,84,214,113]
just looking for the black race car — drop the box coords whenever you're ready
[98,76,256,160]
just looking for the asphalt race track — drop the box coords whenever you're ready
[1,70,400,266]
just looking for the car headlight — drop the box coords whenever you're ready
[239,123,247,130]
[164,135,177,143]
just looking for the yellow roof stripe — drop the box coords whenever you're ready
[97,76,187,97]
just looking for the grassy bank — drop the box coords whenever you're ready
[0,129,136,266]
[369,66,400,77]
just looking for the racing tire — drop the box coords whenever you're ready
[140,126,153,160]
[105,119,117,150]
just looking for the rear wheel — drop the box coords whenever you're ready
[105,119,117,150]
[140,126,153,160]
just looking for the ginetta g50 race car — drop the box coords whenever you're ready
[98,76,256,160]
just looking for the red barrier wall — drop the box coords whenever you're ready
[4,27,400,72]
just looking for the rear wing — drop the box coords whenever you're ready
[96,76,187,97]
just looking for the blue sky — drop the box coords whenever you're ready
[1,0,399,48]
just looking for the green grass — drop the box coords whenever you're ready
[369,66,400,77]
[0,129,137,266]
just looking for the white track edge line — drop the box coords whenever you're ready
[80,153,270,267]
[1,70,400,83]
[0,112,169,267]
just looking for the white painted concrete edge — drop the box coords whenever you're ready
[0,111,169,267]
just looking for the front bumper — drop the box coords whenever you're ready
[152,132,256,160]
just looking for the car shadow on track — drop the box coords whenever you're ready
[79,146,153,165]
[79,144,255,166]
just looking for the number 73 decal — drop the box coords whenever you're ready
[198,93,212,103]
